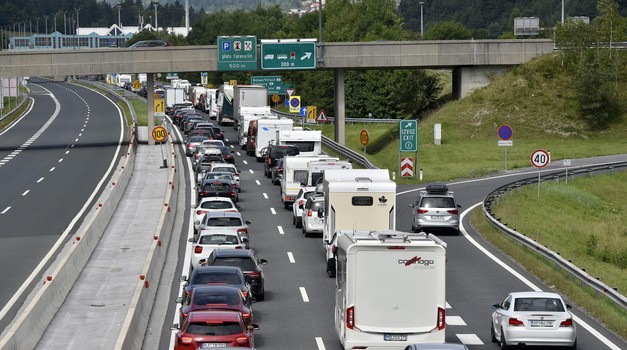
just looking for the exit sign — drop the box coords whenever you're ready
[261,40,316,70]
[400,120,418,152]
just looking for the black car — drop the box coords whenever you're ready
[271,157,284,185]
[203,249,267,301]
[211,127,224,141]
[263,144,300,177]
[196,180,237,203]
[218,146,235,164]
[180,266,251,300]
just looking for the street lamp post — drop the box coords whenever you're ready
[153,2,158,30]
[63,11,67,35]
[44,15,48,35]
[561,0,564,24]
[75,8,80,35]
[420,2,424,39]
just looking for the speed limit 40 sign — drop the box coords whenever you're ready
[531,149,549,168]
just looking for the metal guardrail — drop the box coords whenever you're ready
[272,109,378,169]
[483,161,627,310]
[0,93,28,124]
[77,80,138,123]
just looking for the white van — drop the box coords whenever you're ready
[205,88,218,118]
[281,155,337,208]
[276,130,322,156]
[117,74,132,88]
[306,159,352,187]
[322,169,396,248]
[239,111,277,149]
[334,230,447,349]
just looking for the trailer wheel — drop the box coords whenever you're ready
[326,259,336,278]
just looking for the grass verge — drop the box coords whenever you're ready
[0,96,31,130]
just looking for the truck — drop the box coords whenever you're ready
[276,130,322,156]
[233,85,269,126]
[165,87,186,114]
[239,112,277,149]
[190,86,207,110]
[321,169,396,253]
[306,159,352,187]
[216,84,234,126]
[203,88,218,118]
[334,230,447,349]
[247,118,293,160]
[281,155,337,208]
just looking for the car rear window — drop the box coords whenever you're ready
[420,197,455,209]
[190,136,209,142]
[202,183,232,191]
[194,292,240,306]
[199,234,239,245]
[514,297,565,312]
[206,217,243,226]
[200,201,234,210]
[311,201,324,210]
[212,167,235,173]
[185,322,243,335]
[194,272,242,285]
[213,257,256,271]
[270,147,299,158]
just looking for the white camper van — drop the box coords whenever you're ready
[306,159,352,187]
[276,130,322,156]
[238,111,277,149]
[252,118,293,160]
[281,155,337,208]
[334,230,447,349]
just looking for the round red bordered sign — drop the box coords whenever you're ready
[530,149,549,168]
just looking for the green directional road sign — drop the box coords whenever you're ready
[399,120,418,152]
[250,76,290,95]
[261,41,316,70]
[217,36,257,71]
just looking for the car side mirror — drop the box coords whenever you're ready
[566,304,572,309]
[191,204,197,209]
[260,259,268,265]
[300,181,306,186]
[457,204,462,209]
[170,323,180,330]
[245,220,251,225]
[175,297,183,303]
[251,324,260,331]
[317,208,324,218]
[179,275,187,282]
[243,132,248,137]
[491,303,501,309]
[194,220,200,226]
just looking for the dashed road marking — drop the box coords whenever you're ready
[456,334,483,345]
[58,158,63,163]
[287,252,295,263]
[1,207,10,214]
[236,152,241,156]
[263,193,268,199]
[255,180,261,186]
[277,226,284,235]
[270,208,276,215]
[447,316,466,326]
[243,160,248,165]
[299,287,310,302]
[22,190,29,196]
[315,337,326,350]
[65,150,70,154]
[49,167,55,172]
[249,169,254,174]
[37,177,44,183]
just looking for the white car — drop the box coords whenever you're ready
[193,197,239,232]
[208,163,240,190]
[491,291,577,349]
[301,196,325,237]
[201,139,225,147]
[292,186,316,228]
[188,230,245,266]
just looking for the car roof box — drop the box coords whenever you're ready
[426,182,449,194]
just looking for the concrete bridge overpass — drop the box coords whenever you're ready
[0,39,555,144]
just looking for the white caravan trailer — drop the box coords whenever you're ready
[238,109,277,149]
[253,118,293,160]
[276,130,322,156]
[281,155,337,208]
[334,230,447,349]
[306,159,352,187]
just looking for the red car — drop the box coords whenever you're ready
[172,310,259,350]
[176,285,254,325]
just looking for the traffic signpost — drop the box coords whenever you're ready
[306,106,317,124]
[399,120,418,178]
[217,36,257,71]
[289,96,301,113]
[498,124,514,170]
[260,40,317,70]
[316,109,328,123]
[250,76,290,95]
[401,157,414,177]
[154,98,165,117]
[201,72,208,86]
[152,126,169,168]
[360,129,369,158]
[531,149,550,197]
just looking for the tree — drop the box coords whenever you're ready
[424,20,473,40]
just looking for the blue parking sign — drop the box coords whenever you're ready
[222,41,231,51]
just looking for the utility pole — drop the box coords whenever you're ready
[561,0,565,24]
[154,2,158,30]
[75,8,80,35]
[420,2,425,39]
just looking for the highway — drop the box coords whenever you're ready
[0,79,127,332]
[155,116,627,349]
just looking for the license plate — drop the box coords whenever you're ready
[430,215,446,220]
[384,334,407,341]
[201,343,228,348]
[530,320,554,327]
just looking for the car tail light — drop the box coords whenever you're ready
[227,209,238,212]
[286,196,292,201]
[307,209,313,217]
[235,337,250,346]
[387,246,405,250]
[298,200,304,206]
[180,336,193,344]
[242,291,249,298]
[276,167,283,172]
[437,307,446,330]
[237,228,248,234]
[182,312,188,319]
[235,245,243,249]
[509,317,523,326]
[266,158,271,164]
[242,312,251,319]
[185,290,190,297]
[199,191,209,197]
[196,210,207,215]
[228,191,236,198]
[560,318,574,327]
[346,306,355,329]
[447,209,459,215]
[194,246,203,254]
[417,209,428,214]
[248,271,261,279]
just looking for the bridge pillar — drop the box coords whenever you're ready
[334,69,345,145]
[452,66,510,99]
[147,74,155,145]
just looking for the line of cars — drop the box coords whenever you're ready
[169,105,268,350]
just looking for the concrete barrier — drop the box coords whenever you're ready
[0,125,137,350]
[115,123,181,349]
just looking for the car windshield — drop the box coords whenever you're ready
[303,191,314,200]
[311,201,324,210]
[420,197,455,208]
[185,322,242,336]
[194,291,240,306]
[200,201,234,210]
[214,257,256,271]
[513,297,565,312]
[202,183,232,191]
[212,167,235,173]
[199,234,239,245]
[206,217,243,226]
[190,136,208,143]
[206,173,234,180]
[194,272,242,285]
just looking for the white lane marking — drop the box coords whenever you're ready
[75,138,79,142]
[58,158,63,163]
[65,150,70,154]
[447,316,466,326]
[1,207,10,214]
[249,169,254,174]
[0,82,126,325]
[242,160,248,165]
[71,144,75,148]
[461,203,623,350]
[236,152,241,156]
[456,334,483,345]
[277,226,284,235]
[287,252,295,263]
[299,287,310,302]
[270,208,276,215]
[446,302,452,308]
[81,128,84,132]
[21,190,30,196]
[262,193,268,199]
[49,167,55,172]
[37,177,44,183]
[315,337,326,350]
[255,180,261,186]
